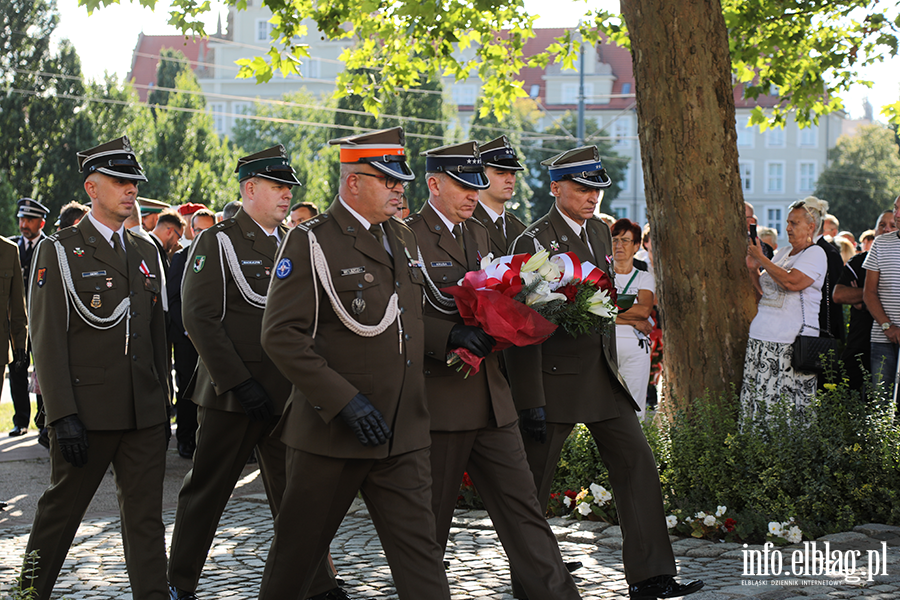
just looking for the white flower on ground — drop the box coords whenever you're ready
[564,496,572,508]
[695,511,706,520]
[666,515,678,529]
[595,489,613,505]
[576,502,592,516]
[703,515,717,527]
[716,505,727,517]
[786,526,802,544]
[768,522,783,536]
[589,483,605,498]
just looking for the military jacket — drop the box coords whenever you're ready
[405,203,518,431]
[181,208,291,414]
[472,203,527,257]
[28,218,170,429]
[262,198,430,459]
[505,205,636,423]
[0,237,27,363]
[11,232,46,288]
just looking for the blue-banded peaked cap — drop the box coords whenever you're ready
[422,141,490,190]
[542,146,612,189]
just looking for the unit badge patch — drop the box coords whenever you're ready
[36,268,46,287]
[193,255,206,273]
[275,258,293,279]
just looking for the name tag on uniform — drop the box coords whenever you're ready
[430,261,453,268]
[81,270,107,278]
[241,260,262,266]
[341,266,366,276]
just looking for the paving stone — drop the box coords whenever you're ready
[816,532,872,544]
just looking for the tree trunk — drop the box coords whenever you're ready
[621,0,758,404]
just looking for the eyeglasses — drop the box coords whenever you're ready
[353,172,408,190]
[611,237,634,246]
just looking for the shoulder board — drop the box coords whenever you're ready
[297,213,329,232]
[403,213,423,226]
[213,218,237,233]
[524,218,552,238]
[51,228,78,242]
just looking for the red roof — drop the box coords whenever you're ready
[127,34,208,102]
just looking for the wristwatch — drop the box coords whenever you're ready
[881,322,893,332]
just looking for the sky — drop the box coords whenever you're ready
[53,0,900,122]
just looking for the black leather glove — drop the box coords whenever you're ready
[340,393,392,447]
[53,415,89,468]
[448,324,496,358]
[232,378,275,422]
[519,407,547,444]
[13,348,27,371]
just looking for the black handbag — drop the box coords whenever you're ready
[791,283,838,373]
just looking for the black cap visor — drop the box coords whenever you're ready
[444,166,490,190]
[360,154,416,182]
[564,169,612,189]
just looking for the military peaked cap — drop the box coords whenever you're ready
[479,135,524,171]
[542,146,612,189]
[329,127,415,182]
[16,198,49,219]
[422,141,489,190]
[77,136,147,182]
[235,145,302,186]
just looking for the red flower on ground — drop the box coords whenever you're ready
[724,518,736,532]
[564,489,577,500]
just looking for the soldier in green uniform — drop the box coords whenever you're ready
[471,136,528,256]
[0,235,28,435]
[258,127,451,600]
[168,146,344,600]
[22,136,171,600]
[405,140,581,600]
[506,147,703,600]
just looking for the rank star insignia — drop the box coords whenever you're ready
[193,255,206,273]
[73,247,84,257]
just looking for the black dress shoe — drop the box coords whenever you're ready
[8,426,26,437]
[565,560,583,573]
[169,584,199,600]
[629,575,704,599]
[307,586,352,600]
[177,440,194,459]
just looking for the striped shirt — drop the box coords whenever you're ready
[862,231,900,343]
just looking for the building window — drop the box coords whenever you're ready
[613,206,628,219]
[210,103,226,134]
[256,19,275,42]
[766,207,783,235]
[451,84,477,106]
[561,83,594,104]
[798,125,818,147]
[303,57,320,79]
[738,161,754,194]
[797,161,817,193]
[765,161,785,194]
[619,161,631,193]
[736,116,754,148]
[232,102,253,125]
[766,127,785,148]
[613,116,631,148]
[621,82,631,95]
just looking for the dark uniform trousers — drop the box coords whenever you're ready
[169,210,336,596]
[406,205,578,600]
[259,202,451,600]
[507,208,676,589]
[9,234,44,430]
[25,424,169,600]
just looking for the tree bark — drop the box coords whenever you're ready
[621,0,758,404]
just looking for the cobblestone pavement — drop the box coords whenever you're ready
[3,492,900,600]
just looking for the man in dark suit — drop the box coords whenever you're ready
[814,207,845,342]
[506,146,702,600]
[8,198,48,436]
[167,208,216,459]
[259,127,451,600]
[22,136,171,600]
[471,136,528,256]
[149,209,185,271]
[168,146,344,600]
[405,140,581,600]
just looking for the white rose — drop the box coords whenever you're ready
[564,497,572,507]
[666,515,678,529]
[703,515,717,527]
[786,526,802,544]
[768,522,783,536]
[695,512,706,520]
[576,502,592,516]
[716,505,727,517]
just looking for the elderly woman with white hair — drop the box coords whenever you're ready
[741,196,830,415]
